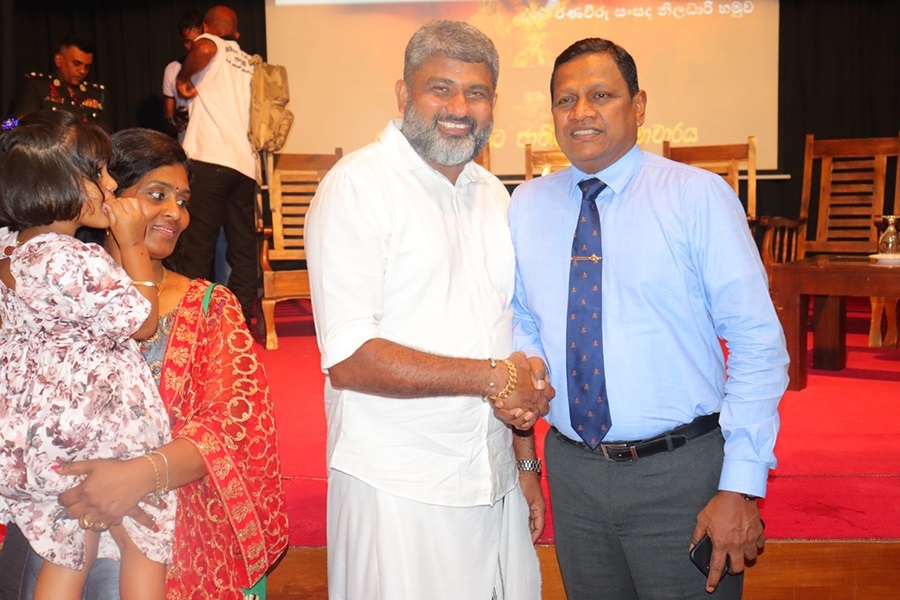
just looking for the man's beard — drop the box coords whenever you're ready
[401,102,492,168]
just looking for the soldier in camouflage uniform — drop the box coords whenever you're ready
[14,38,110,131]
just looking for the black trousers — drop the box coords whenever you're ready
[178,160,257,321]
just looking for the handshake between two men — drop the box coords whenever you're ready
[327,340,554,432]
[487,352,555,431]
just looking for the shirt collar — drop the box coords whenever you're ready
[380,119,483,188]
[566,143,644,199]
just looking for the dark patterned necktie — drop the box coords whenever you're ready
[566,178,611,448]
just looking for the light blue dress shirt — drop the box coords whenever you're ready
[509,144,789,497]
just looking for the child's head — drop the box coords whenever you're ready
[0,110,113,231]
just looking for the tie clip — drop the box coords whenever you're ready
[572,254,602,263]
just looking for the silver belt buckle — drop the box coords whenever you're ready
[600,443,638,462]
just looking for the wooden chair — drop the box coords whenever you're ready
[524,144,571,180]
[797,134,898,257]
[258,149,342,350]
[757,216,804,268]
[759,133,900,347]
[662,136,758,219]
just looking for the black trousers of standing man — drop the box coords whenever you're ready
[179,160,257,323]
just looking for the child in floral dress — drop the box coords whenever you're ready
[0,112,175,600]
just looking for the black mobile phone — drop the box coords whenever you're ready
[690,519,765,579]
[689,534,729,579]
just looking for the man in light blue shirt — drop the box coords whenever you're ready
[510,38,789,598]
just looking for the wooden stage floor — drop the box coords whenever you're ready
[267,541,900,599]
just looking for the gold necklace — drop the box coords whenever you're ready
[158,269,169,295]
[141,269,169,346]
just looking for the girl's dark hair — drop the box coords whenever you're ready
[0,110,111,231]
[109,128,192,193]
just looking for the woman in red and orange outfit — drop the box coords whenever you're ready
[0,127,287,599]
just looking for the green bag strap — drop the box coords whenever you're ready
[202,283,218,315]
[243,574,266,599]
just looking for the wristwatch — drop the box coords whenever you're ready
[740,493,760,501]
[516,459,542,476]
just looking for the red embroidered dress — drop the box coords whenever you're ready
[148,281,288,598]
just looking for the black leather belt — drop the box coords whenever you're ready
[555,413,720,462]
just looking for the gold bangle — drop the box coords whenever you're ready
[150,451,170,492]
[143,454,163,498]
[483,358,497,401]
[489,359,518,402]
[131,280,159,289]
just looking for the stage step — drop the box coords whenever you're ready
[267,541,900,599]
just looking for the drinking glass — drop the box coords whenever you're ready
[878,215,900,255]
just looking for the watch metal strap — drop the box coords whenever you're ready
[516,459,542,474]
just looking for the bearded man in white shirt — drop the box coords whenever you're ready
[306,20,552,600]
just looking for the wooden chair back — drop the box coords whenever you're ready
[662,136,758,218]
[259,149,342,349]
[758,216,804,268]
[798,134,900,257]
[268,152,340,260]
[524,144,571,180]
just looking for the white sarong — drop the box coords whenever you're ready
[327,470,541,600]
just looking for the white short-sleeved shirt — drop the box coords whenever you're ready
[162,60,181,102]
[180,34,256,180]
[162,60,190,143]
[306,120,518,507]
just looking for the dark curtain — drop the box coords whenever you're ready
[0,0,266,132]
[0,1,13,116]
[762,0,900,218]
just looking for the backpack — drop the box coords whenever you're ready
[248,55,294,153]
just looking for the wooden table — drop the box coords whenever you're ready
[767,255,900,390]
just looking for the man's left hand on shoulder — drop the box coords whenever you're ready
[692,490,765,593]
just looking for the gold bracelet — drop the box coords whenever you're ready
[150,451,170,492]
[483,358,497,401]
[489,359,518,402]
[143,454,164,498]
[131,280,159,289]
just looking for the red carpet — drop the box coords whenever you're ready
[763,308,900,539]
[261,301,328,547]
[262,299,900,546]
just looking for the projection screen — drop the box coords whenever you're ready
[266,0,779,175]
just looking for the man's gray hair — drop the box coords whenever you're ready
[403,20,499,88]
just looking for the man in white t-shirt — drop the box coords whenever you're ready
[306,20,552,600]
[176,4,256,324]
[162,10,202,142]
